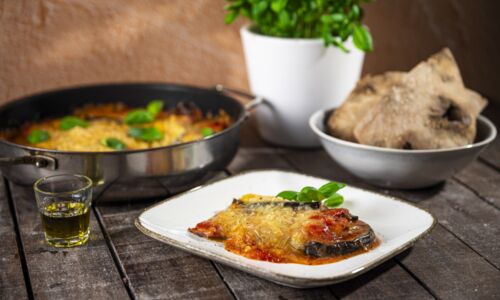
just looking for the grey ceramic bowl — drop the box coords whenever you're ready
[309,110,497,189]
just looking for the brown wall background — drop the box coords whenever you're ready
[1,0,499,105]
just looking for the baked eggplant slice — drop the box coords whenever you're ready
[189,194,377,265]
[304,225,376,257]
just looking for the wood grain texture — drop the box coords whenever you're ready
[331,257,433,300]
[96,172,234,300]
[393,180,500,269]
[96,203,234,300]
[215,263,335,300]
[454,160,500,209]
[397,225,500,300]
[8,183,129,299]
[282,148,500,299]
[0,179,28,299]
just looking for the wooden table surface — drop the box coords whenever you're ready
[1,106,499,300]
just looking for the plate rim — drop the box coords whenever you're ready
[135,169,438,287]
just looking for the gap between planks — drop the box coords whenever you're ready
[93,205,137,300]
[3,177,33,300]
[452,163,500,211]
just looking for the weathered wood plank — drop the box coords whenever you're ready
[283,149,500,298]
[215,264,335,300]
[392,179,500,269]
[454,160,500,209]
[397,225,500,300]
[282,150,374,189]
[331,256,433,300]
[239,116,265,148]
[228,148,292,172]
[9,183,129,299]
[0,179,28,299]
[226,148,431,299]
[96,202,234,300]
[96,172,234,300]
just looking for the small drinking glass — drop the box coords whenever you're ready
[34,174,93,247]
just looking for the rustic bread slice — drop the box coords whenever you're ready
[353,48,487,149]
[327,71,405,142]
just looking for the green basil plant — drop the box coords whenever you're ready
[224,0,373,52]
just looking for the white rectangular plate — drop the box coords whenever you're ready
[136,170,436,288]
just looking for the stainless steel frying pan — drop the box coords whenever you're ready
[0,83,261,201]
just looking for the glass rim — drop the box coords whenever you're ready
[33,174,93,196]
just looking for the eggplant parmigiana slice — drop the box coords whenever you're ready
[189,194,377,265]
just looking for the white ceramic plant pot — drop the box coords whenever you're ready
[241,25,365,148]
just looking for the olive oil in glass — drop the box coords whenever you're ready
[34,174,93,248]
[40,201,90,247]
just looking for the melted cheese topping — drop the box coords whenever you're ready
[189,194,377,265]
[3,104,231,151]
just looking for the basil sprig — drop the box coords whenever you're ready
[27,129,50,144]
[124,110,155,125]
[147,100,164,116]
[276,181,346,208]
[101,138,127,150]
[201,127,214,137]
[128,127,163,142]
[60,116,88,131]
[124,100,164,125]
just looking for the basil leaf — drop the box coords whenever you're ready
[276,190,298,200]
[297,186,324,202]
[224,10,238,24]
[124,109,155,125]
[296,192,312,202]
[60,116,88,131]
[352,24,373,52]
[271,0,287,13]
[101,138,127,150]
[302,186,325,200]
[349,4,361,20]
[128,127,163,142]
[318,182,346,197]
[332,37,349,53]
[201,127,214,137]
[27,129,49,144]
[147,100,164,117]
[323,193,344,208]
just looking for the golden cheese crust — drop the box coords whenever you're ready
[189,194,377,265]
[2,103,231,151]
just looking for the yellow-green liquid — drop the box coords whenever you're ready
[40,202,90,247]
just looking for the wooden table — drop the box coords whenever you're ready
[1,106,499,300]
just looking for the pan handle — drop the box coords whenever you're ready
[215,84,264,112]
[0,155,57,170]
